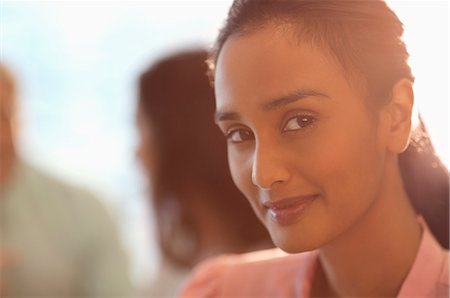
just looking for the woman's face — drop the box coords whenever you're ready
[214,26,389,253]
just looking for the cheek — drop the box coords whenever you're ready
[228,147,260,206]
[228,148,250,195]
[272,123,386,251]
[310,120,386,224]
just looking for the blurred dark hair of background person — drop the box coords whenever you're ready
[136,49,273,295]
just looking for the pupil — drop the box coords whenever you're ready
[298,116,309,127]
[240,130,249,140]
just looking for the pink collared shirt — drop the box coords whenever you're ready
[179,220,449,297]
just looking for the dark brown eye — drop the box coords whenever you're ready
[283,115,316,132]
[227,129,254,143]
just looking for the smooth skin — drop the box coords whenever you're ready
[214,25,421,297]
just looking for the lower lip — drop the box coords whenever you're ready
[268,197,316,225]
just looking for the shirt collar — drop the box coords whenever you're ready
[397,216,447,297]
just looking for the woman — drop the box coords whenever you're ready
[180,1,449,297]
[136,50,272,296]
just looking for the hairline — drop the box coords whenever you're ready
[208,19,379,116]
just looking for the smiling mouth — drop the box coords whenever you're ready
[263,195,318,225]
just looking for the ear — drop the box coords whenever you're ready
[382,79,414,154]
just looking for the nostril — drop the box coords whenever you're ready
[252,160,288,190]
[251,142,290,189]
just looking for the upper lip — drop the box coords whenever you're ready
[263,195,318,210]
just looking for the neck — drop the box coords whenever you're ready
[317,157,422,297]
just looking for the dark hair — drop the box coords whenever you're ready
[208,0,449,248]
[138,50,271,267]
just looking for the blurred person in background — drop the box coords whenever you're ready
[136,49,273,296]
[0,63,133,297]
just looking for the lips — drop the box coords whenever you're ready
[263,195,318,225]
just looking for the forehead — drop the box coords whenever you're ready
[214,25,359,113]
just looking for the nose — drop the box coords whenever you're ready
[251,142,291,190]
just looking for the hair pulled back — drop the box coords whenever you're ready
[208,0,449,248]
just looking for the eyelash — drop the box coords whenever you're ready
[282,113,317,132]
[224,113,317,144]
[225,128,254,144]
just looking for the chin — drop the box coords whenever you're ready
[268,224,323,254]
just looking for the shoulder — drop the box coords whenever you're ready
[20,161,110,216]
[399,218,450,298]
[179,248,317,297]
[436,250,449,297]
[13,161,117,238]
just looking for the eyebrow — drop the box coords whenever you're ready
[261,89,330,111]
[214,88,330,123]
[214,110,240,123]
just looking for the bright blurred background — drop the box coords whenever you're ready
[1,0,448,289]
